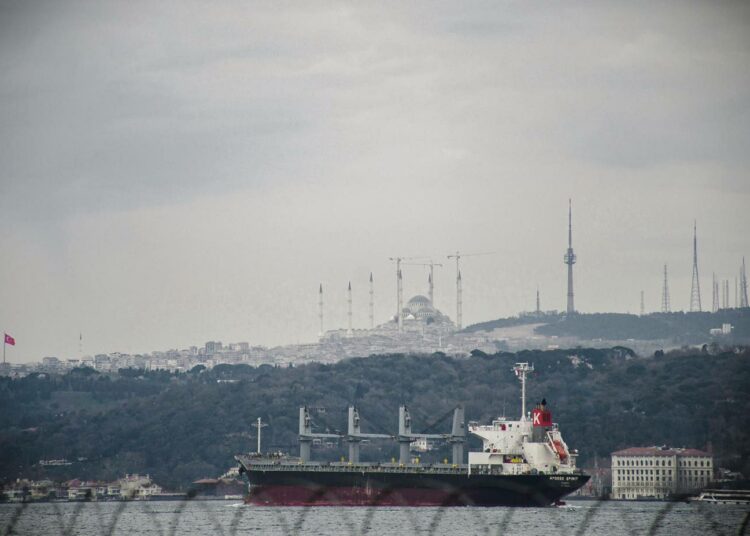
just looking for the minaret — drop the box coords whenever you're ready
[690,222,702,312]
[456,270,463,329]
[318,283,324,337]
[397,268,403,331]
[347,281,353,338]
[741,258,749,308]
[428,272,434,305]
[563,199,577,315]
[661,264,671,313]
[369,272,374,329]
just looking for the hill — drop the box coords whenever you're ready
[464,309,750,345]
[1,347,749,490]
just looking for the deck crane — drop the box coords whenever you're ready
[446,251,498,330]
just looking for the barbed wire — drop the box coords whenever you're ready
[1,483,748,536]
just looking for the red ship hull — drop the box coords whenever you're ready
[241,469,589,507]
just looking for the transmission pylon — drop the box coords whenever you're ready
[689,222,702,312]
[661,264,671,313]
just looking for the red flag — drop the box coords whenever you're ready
[4,334,15,346]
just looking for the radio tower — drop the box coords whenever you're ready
[369,272,374,329]
[318,283,324,337]
[661,264,671,313]
[640,290,645,316]
[563,199,577,315]
[535,286,541,315]
[712,273,719,312]
[690,222,702,312]
[723,279,729,309]
[741,257,749,308]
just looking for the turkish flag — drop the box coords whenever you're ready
[4,334,15,346]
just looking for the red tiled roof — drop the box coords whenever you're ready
[612,447,710,457]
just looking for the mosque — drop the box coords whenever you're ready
[398,295,453,327]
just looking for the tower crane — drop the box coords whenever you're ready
[401,260,443,307]
[446,251,498,330]
[388,256,429,331]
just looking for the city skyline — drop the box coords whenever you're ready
[1,1,749,361]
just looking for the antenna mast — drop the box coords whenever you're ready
[711,272,719,313]
[252,417,268,454]
[513,363,534,421]
[741,258,749,308]
[690,221,702,312]
[661,264,670,313]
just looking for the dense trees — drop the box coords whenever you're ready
[1,347,748,490]
[464,309,750,344]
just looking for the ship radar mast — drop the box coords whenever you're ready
[513,363,534,421]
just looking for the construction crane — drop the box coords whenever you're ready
[388,256,428,331]
[401,260,443,306]
[446,251,498,330]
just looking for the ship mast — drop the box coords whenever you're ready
[513,363,534,421]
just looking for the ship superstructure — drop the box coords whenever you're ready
[467,363,577,476]
[235,362,588,506]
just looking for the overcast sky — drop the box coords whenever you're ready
[1,1,749,361]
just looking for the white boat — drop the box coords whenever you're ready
[689,489,750,505]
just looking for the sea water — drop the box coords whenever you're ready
[0,499,747,535]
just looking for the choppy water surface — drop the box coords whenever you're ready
[1,500,747,535]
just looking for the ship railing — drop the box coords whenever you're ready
[245,462,468,474]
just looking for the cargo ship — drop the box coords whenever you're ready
[235,362,589,506]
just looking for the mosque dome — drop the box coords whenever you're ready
[405,295,437,320]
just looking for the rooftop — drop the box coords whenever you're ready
[612,446,711,457]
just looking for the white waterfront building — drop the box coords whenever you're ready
[611,447,713,500]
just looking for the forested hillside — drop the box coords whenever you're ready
[464,309,750,344]
[1,347,749,490]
